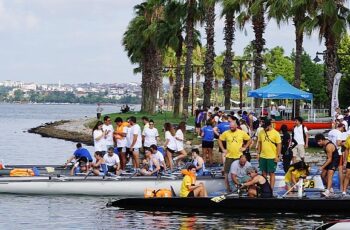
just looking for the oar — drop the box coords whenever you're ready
[211,191,237,203]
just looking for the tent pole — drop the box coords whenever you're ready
[293,100,296,119]
[262,98,264,117]
[311,100,315,122]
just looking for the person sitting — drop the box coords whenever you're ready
[70,161,88,176]
[149,144,167,171]
[179,165,208,197]
[284,161,309,192]
[104,147,121,175]
[64,143,93,167]
[240,166,273,198]
[140,148,161,176]
[92,151,107,176]
[191,148,205,176]
[229,155,252,192]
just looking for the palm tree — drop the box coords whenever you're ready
[237,0,267,108]
[163,48,177,111]
[268,0,315,117]
[304,0,350,112]
[192,45,205,103]
[221,0,240,110]
[213,55,225,106]
[202,0,216,109]
[123,0,165,114]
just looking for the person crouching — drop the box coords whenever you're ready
[240,167,273,198]
[140,149,161,176]
[180,165,208,197]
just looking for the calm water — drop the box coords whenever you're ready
[0,103,347,229]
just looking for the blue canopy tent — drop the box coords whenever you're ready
[248,75,313,119]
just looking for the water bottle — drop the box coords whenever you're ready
[298,178,303,198]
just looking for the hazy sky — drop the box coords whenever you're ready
[0,0,327,84]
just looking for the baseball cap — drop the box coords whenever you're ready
[338,115,344,120]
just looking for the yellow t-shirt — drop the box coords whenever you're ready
[344,136,350,163]
[258,129,281,159]
[284,167,307,183]
[180,175,192,197]
[219,129,251,159]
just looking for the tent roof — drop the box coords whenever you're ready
[248,75,313,100]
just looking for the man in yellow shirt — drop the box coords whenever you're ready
[218,121,251,191]
[342,136,350,195]
[258,119,281,189]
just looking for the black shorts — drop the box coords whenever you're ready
[117,147,125,153]
[202,141,214,148]
[166,148,176,154]
[107,165,116,173]
[346,162,350,169]
[195,122,201,128]
[125,148,133,157]
[325,160,339,171]
[219,141,227,153]
[187,191,194,197]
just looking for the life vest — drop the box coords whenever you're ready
[114,122,129,140]
[10,168,35,177]
[144,188,172,198]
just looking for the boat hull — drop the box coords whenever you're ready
[273,120,332,131]
[110,196,350,214]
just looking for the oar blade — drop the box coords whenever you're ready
[211,195,225,203]
[45,167,55,173]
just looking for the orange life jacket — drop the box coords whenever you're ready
[114,122,129,140]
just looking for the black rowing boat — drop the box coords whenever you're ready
[108,196,350,214]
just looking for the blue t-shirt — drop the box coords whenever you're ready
[217,121,230,134]
[74,148,93,162]
[202,126,214,142]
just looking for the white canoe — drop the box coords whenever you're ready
[0,174,324,196]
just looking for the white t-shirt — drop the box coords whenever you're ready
[229,160,252,181]
[126,124,142,149]
[342,120,349,131]
[103,153,120,167]
[175,129,184,151]
[116,126,128,148]
[143,127,159,147]
[165,131,177,151]
[153,150,165,163]
[102,124,114,146]
[293,125,308,145]
[328,129,342,146]
[93,130,107,152]
[142,123,150,135]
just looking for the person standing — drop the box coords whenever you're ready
[102,116,114,149]
[142,119,159,149]
[126,116,142,170]
[292,117,309,163]
[218,121,251,191]
[257,119,282,190]
[315,134,340,197]
[92,121,107,154]
[114,117,129,170]
[201,121,215,165]
[280,124,292,173]
[214,115,230,164]
[96,103,103,120]
[173,122,188,165]
[342,134,350,195]
[163,122,177,170]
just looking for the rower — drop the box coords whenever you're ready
[284,161,309,193]
[240,166,273,198]
[104,147,121,175]
[191,148,205,176]
[149,144,167,171]
[315,133,340,197]
[179,164,208,197]
[229,155,251,192]
[92,151,108,176]
[140,149,160,176]
[70,161,88,176]
[64,143,93,167]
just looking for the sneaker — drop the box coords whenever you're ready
[342,191,347,196]
[330,188,334,194]
[322,189,330,197]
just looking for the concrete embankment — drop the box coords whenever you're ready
[28,119,94,146]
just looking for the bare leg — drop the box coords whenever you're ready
[119,152,126,170]
[175,149,188,163]
[132,151,139,168]
[269,172,275,189]
[166,150,173,170]
[224,173,230,192]
[208,148,213,165]
[327,170,335,190]
[343,169,350,193]
[321,169,327,186]
[339,165,344,192]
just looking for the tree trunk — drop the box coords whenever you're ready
[183,0,195,116]
[293,17,304,118]
[203,2,215,109]
[252,8,265,108]
[167,75,174,111]
[223,13,234,110]
[325,30,338,116]
[195,70,201,105]
[173,41,183,117]
[214,78,219,106]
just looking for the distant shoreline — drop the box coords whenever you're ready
[28,118,94,146]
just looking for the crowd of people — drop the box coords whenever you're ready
[63,105,350,198]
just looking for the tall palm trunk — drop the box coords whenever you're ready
[214,78,219,106]
[252,8,265,108]
[325,29,338,115]
[293,16,304,117]
[195,69,201,102]
[173,40,183,117]
[223,13,234,110]
[203,2,215,109]
[167,75,174,111]
[183,0,195,116]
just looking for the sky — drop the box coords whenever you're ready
[0,0,328,84]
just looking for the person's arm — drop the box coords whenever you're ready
[65,155,75,166]
[217,138,226,155]
[151,158,160,174]
[320,145,334,170]
[130,128,138,149]
[213,127,220,137]
[344,148,349,167]
[94,130,105,141]
[305,127,309,148]
[291,171,298,184]
[276,142,282,162]
[231,173,240,185]
[196,158,204,171]
[240,137,252,152]
[242,176,260,187]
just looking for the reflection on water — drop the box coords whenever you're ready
[0,104,348,229]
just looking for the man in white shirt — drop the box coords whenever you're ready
[126,116,142,169]
[104,147,120,175]
[292,117,309,163]
[102,116,114,149]
[229,155,252,192]
[337,115,348,131]
[149,144,166,170]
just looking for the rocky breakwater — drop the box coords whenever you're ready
[28,118,94,146]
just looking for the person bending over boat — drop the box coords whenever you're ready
[64,143,93,167]
[284,161,309,192]
[315,133,340,197]
[180,165,207,197]
[240,167,273,198]
[140,149,161,176]
[229,155,251,192]
[149,144,166,171]
[191,148,205,176]
[92,151,107,176]
[104,147,121,175]
[70,161,88,176]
